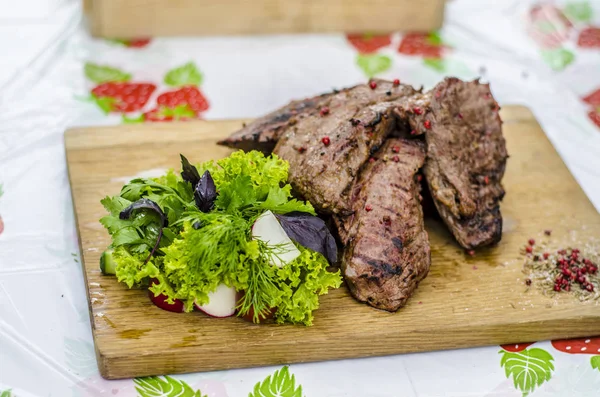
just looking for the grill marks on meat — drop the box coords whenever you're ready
[217,91,334,154]
[273,80,418,215]
[336,139,430,311]
[397,78,507,249]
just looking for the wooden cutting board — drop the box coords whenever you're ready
[84,0,444,38]
[65,105,600,380]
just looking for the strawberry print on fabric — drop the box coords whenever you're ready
[583,88,600,106]
[84,63,156,113]
[356,54,392,78]
[582,88,600,129]
[551,337,600,355]
[528,4,573,49]
[110,38,152,48]
[526,1,598,71]
[249,366,302,397]
[588,109,600,128]
[398,32,450,72]
[347,33,392,54]
[527,3,576,71]
[592,355,600,371]
[134,376,207,397]
[141,62,210,122]
[552,337,600,372]
[500,342,535,352]
[398,32,445,58]
[578,27,600,48]
[499,347,555,396]
[347,33,393,78]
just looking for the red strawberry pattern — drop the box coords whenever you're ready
[110,38,152,48]
[551,337,600,354]
[84,63,156,114]
[156,86,209,115]
[141,104,197,122]
[583,88,600,106]
[398,32,444,58]
[123,38,151,48]
[588,108,600,128]
[347,34,392,54]
[91,82,156,113]
[139,62,210,122]
[500,342,535,352]
[528,4,573,48]
[578,27,600,48]
[582,88,600,129]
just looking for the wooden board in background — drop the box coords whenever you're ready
[85,0,445,38]
[65,105,600,380]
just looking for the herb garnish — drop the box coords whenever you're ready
[99,150,342,325]
[119,198,167,265]
[194,171,217,212]
[275,212,338,265]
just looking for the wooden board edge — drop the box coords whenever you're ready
[64,140,111,380]
[86,0,446,38]
[86,0,103,38]
[97,317,600,379]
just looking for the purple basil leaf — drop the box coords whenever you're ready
[119,198,167,227]
[180,154,201,187]
[119,198,167,265]
[275,211,338,265]
[194,170,217,212]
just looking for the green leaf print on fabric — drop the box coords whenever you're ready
[423,58,446,72]
[592,356,600,371]
[356,54,392,77]
[427,31,443,46]
[164,62,203,87]
[564,2,593,23]
[249,366,303,397]
[0,390,12,397]
[134,376,206,397]
[84,63,131,83]
[499,348,555,397]
[541,48,575,71]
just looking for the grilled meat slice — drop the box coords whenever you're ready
[217,92,333,154]
[337,138,430,311]
[273,79,418,215]
[396,77,508,249]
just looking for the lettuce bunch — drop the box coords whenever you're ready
[100,151,341,325]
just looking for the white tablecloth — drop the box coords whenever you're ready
[1,0,599,396]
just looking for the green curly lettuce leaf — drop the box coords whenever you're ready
[274,248,342,325]
[112,246,160,288]
[160,218,250,310]
[199,151,315,218]
[99,150,340,325]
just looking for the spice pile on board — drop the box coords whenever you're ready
[522,231,599,301]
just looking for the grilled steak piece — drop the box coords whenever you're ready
[273,79,418,215]
[336,138,430,311]
[396,77,508,249]
[217,92,333,154]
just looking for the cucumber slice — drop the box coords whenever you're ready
[100,249,117,275]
